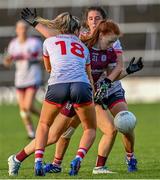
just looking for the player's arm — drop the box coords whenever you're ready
[3,55,12,68]
[3,44,13,68]
[86,64,95,93]
[21,8,58,38]
[43,55,51,73]
[115,57,144,80]
[35,23,57,38]
[106,53,123,81]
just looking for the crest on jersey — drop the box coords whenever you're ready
[101,55,107,62]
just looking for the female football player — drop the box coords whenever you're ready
[38,7,141,174]
[9,12,97,176]
[8,9,124,176]
[3,20,42,139]
[34,12,98,176]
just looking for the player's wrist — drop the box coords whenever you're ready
[32,21,39,27]
[126,67,132,75]
[103,78,112,88]
[104,77,112,83]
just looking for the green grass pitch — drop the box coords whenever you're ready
[0,103,160,179]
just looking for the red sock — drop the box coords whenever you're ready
[76,147,88,161]
[53,157,63,166]
[96,155,107,167]
[35,149,44,162]
[16,149,28,162]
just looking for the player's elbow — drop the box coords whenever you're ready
[46,68,51,73]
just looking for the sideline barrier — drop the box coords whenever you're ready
[0,78,160,104]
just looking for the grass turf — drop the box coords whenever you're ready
[0,103,160,179]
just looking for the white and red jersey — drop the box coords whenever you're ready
[43,34,90,85]
[7,37,42,88]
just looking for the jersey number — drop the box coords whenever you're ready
[55,41,85,58]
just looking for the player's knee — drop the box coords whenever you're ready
[61,127,75,139]
[84,128,96,140]
[47,134,60,145]
[107,126,117,137]
[20,110,31,119]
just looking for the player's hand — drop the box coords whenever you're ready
[99,78,112,88]
[21,8,38,27]
[94,78,112,103]
[126,57,144,74]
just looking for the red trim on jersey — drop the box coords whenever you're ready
[108,99,126,110]
[45,99,65,108]
[73,101,93,107]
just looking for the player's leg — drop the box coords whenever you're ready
[110,100,137,172]
[16,88,35,138]
[69,82,96,175]
[30,85,41,117]
[34,83,71,176]
[30,103,41,117]
[8,102,60,176]
[8,112,70,176]
[56,116,80,160]
[110,101,135,152]
[92,104,117,174]
[45,115,80,173]
[23,87,38,138]
[34,101,60,176]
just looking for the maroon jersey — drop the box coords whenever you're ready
[90,47,117,87]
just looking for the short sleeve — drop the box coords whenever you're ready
[43,40,49,58]
[85,49,90,66]
[107,48,117,68]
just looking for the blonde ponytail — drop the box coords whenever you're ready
[36,12,80,34]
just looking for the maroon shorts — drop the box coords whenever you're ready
[60,101,76,118]
[16,84,39,92]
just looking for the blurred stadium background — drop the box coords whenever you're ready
[0,0,160,104]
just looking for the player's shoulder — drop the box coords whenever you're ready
[43,36,57,44]
[9,37,17,45]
